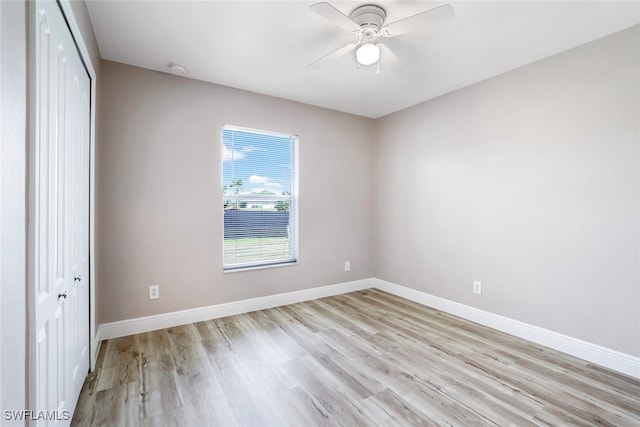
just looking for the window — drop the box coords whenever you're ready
[222,125,298,271]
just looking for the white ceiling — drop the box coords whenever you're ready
[86,1,640,118]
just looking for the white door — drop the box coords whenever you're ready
[31,0,90,423]
[66,46,91,404]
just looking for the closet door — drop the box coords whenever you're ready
[31,0,90,422]
[66,46,91,404]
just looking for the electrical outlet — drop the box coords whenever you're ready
[473,281,482,295]
[149,285,160,300]
[344,261,351,272]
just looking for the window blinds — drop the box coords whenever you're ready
[222,126,298,270]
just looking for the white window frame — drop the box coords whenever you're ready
[221,124,299,272]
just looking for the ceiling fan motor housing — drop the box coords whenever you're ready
[350,4,386,30]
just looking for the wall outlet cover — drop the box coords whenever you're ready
[473,281,482,295]
[149,285,160,300]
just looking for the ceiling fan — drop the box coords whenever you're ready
[307,2,454,72]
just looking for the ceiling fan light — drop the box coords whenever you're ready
[356,43,380,66]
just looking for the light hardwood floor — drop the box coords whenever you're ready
[73,289,640,426]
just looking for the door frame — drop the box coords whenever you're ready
[1,0,28,416]
[27,0,98,411]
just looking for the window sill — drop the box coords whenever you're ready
[223,260,298,274]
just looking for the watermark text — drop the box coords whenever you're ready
[4,410,71,421]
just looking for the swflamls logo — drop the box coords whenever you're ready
[4,410,71,421]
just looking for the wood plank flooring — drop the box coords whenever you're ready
[72,289,640,426]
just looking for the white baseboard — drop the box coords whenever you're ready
[97,278,374,341]
[373,278,640,379]
[95,276,639,379]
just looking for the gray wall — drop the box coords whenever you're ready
[98,61,375,323]
[374,26,640,356]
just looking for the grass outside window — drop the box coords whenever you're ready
[223,237,290,266]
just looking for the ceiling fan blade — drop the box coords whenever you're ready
[383,4,454,37]
[310,2,361,32]
[306,43,358,70]
[378,43,405,73]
